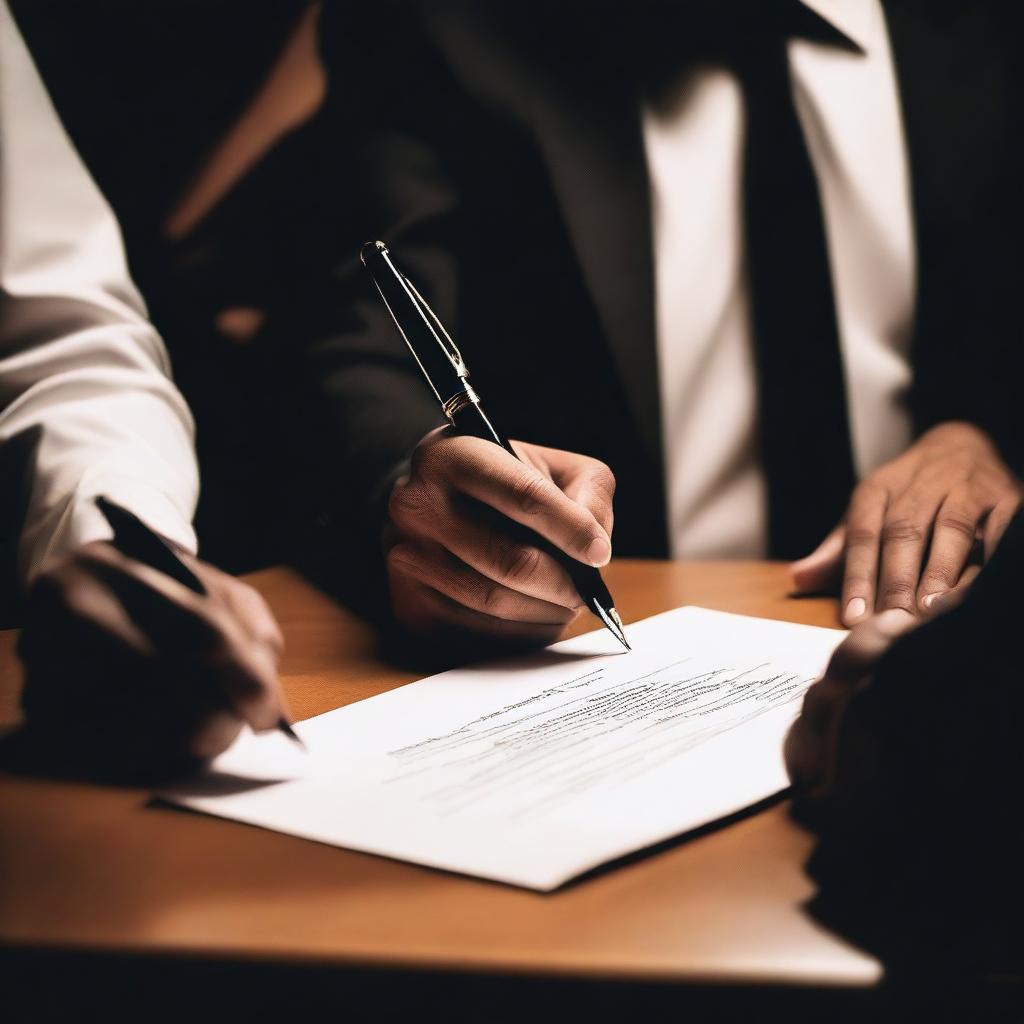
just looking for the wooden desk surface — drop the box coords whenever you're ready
[0,561,878,987]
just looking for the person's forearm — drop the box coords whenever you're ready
[2,339,200,580]
[0,0,198,581]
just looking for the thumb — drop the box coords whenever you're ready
[789,524,845,595]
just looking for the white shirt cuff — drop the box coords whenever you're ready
[21,473,197,582]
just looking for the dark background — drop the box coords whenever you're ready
[12,0,358,577]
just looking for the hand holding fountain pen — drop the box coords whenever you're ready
[360,240,630,652]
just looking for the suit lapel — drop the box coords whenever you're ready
[527,73,663,471]
[428,1,663,471]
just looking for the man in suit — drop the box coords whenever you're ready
[300,0,1022,645]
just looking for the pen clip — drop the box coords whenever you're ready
[400,275,469,378]
[363,240,472,408]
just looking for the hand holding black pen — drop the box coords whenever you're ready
[16,499,295,781]
[361,241,630,651]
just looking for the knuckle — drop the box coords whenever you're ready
[511,473,553,517]
[845,525,879,549]
[498,542,542,585]
[935,509,977,540]
[479,579,508,615]
[853,478,887,504]
[949,451,975,475]
[881,517,926,546]
[878,579,916,609]
[388,480,431,527]
[922,562,958,588]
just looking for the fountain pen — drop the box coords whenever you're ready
[360,240,630,652]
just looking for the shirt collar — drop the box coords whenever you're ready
[799,0,874,51]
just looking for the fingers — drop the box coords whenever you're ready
[389,482,582,609]
[927,563,981,615]
[18,542,291,780]
[23,555,155,661]
[916,493,981,610]
[789,525,845,595]
[389,573,567,647]
[410,434,612,567]
[823,608,919,685]
[786,608,919,792]
[839,482,887,625]
[874,486,946,615]
[198,560,286,657]
[389,434,616,648]
[35,544,285,734]
[531,443,617,538]
[388,541,579,626]
[983,495,1022,562]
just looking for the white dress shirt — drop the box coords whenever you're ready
[643,0,915,558]
[0,0,198,580]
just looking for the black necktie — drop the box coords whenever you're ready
[734,12,857,559]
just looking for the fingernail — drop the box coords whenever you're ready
[921,592,938,609]
[585,536,611,566]
[930,592,961,614]
[844,597,866,622]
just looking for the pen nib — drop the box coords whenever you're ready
[277,718,307,750]
[592,600,631,652]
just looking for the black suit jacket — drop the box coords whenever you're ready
[304,0,1024,577]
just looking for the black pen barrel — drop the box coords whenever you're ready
[450,400,516,457]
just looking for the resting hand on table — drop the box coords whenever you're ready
[784,606,924,799]
[18,541,287,778]
[791,421,1022,626]
[385,428,615,646]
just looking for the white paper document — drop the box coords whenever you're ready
[162,607,844,890]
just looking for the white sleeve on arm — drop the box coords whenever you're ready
[0,0,199,581]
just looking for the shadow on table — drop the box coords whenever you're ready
[0,724,228,788]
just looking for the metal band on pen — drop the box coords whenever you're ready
[442,385,481,421]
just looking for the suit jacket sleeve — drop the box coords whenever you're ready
[291,5,461,603]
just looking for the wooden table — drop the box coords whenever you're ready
[0,561,879,1012]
